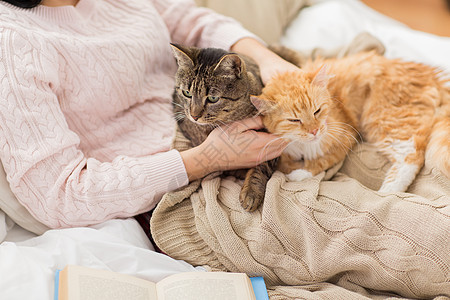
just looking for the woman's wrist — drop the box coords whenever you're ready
[180,145,217,181]
[230,37,278,66]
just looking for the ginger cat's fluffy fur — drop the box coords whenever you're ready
[251,51,449,193]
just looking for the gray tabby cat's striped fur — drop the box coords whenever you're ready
[171,44,276,211]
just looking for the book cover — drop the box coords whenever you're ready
[250,277,270,300]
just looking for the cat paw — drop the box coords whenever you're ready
[378,177,410,193]
[378,183,405,193]
[239,185,264,212]
[286,169,313,182]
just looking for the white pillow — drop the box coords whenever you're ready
[0,161,49,235]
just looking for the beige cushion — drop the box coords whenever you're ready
[0,161,49,235]
[195,0,307,44]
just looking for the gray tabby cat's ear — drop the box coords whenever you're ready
[214,54,244,78]
[170,43,194,68]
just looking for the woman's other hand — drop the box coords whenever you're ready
[230,37,300,84]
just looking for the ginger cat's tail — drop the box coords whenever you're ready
[425,85,450,177]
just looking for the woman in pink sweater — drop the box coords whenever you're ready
[0,0,296,228]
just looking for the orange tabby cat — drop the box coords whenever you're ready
[251,51,449,193]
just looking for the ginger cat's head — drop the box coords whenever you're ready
[251,68,332,143]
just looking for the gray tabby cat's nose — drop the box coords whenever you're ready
[191,114,201,121]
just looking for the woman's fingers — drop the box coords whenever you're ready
[213,117,288,167]
[183,116,288,180]
[252,132,288,163]
[224,116,264,134]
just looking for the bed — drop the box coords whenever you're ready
[1,0,449,299]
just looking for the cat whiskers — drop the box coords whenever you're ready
[325,124,359,154]
[172,102,185,109]
[325,131,355,154]
[328,121,363,141]
[173,112,187,122]
[210,120,233,139]
[172,102,189,122]
[326,127,359,148]
[258,136,287,162]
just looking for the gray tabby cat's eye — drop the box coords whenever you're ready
[182,90,192,98]
[207,95,220,103]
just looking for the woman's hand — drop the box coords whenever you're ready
[230,37,300,84]
[180,116,287,181]
[180,38,297,181]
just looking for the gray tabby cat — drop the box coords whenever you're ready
[170,43,276,211]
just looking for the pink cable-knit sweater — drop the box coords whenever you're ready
[0,0,255,228]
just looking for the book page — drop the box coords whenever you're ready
[63,265,158,300]
[156,272,255,300]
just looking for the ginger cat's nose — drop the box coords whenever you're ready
[310,128,318,136]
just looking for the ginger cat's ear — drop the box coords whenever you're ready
[312,64,333,88]
[170,43,194,69]
[250,96,273,114]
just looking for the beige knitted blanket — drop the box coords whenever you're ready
[151,128,450,299]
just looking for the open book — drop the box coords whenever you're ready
[55,265,269,300]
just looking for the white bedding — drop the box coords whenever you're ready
[283,0,450,74]
[0,215,202,299]
[1,1,449,299]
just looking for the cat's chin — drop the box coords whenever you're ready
[287,135,322,144]
[309,135,322,142]
[189,118,213,126]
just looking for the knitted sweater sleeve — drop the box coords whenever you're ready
[0,31,188,228]
[151,0,259,49]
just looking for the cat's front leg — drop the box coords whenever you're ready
[287,155,340,182]
[239,158,278,211]
[277,154,313,182]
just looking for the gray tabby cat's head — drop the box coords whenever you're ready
[170,43,261,125]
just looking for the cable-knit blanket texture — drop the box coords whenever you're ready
[150,128,449,299]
